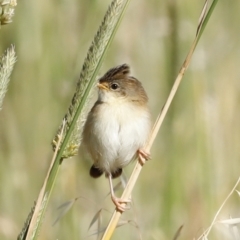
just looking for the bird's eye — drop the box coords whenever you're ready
[110,83,119,90]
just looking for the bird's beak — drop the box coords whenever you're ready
[97,82,109,91]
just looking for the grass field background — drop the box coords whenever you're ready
[1,0,240,239]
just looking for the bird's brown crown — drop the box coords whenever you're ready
[98,64,148,105]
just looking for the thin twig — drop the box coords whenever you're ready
[197,177,240,239]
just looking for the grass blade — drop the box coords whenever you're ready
[17,1,131,239]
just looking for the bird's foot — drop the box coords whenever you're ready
[108,174,131,212]
[111,195,131,212]
[138,149,151,166]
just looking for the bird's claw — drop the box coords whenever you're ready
[111,196,131,212]
[138,149,151,165]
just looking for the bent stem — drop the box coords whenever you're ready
[101,0,219,239]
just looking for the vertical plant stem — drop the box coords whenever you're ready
[19,1,132,240]
[101,1,219,239]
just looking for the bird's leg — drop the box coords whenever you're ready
[108,174,131,212]
[138,149,151,166]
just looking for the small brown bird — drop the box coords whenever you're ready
[83,64,151,211]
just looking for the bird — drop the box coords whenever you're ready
[82,64,151,211]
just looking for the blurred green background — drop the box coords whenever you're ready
[1,0,240,239]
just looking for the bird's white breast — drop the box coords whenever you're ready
[84,99,151,174]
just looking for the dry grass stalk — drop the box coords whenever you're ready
[197,177,240,239]
[101,1,219,239]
